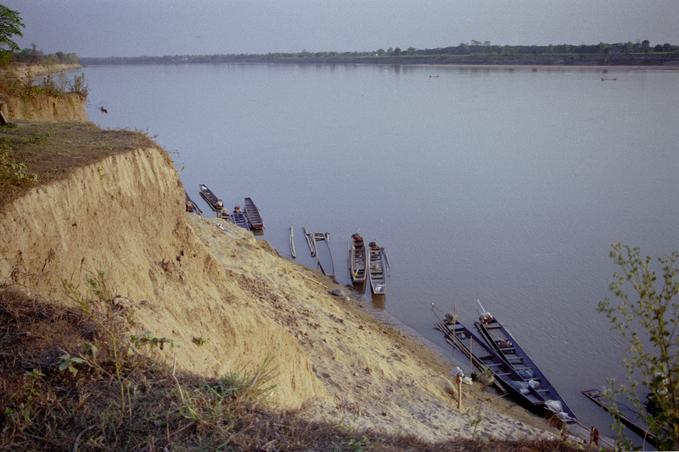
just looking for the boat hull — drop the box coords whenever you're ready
[198,184,224,212]
[243,197,264,230]
[475,316,575,420]
[435,320,554,413]
[349,236,367,284]
[368,245,386,294]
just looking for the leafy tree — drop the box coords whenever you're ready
[0,4,24,53]
[598,244,678,449]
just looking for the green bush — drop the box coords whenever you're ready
[0,144,37,186]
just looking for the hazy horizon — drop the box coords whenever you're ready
[5,0,679,58]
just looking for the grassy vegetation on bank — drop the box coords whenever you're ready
[0,66,88,101]
[0,122,155,207]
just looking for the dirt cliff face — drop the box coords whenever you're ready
[0,146,327,409]
[0,64,87,122]
[4,93,87,122]
[0,127,554,441]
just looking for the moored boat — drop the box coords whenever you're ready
[435,319,549,411]
[231,206,249,229]
[582,389,658,445]
[475,309,576,421]
[198,184,224,212]
[243,197,264,230]
[348,233,367,284]
[368,241,386,294]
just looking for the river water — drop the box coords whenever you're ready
[84,63,679,441]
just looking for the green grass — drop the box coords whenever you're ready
[0,122,156,208]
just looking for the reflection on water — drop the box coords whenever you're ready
[371,294,386,310]
[85,63,679,441]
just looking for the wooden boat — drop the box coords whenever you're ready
[311,232,335,278]
[435,319,554,413]
[368,242,386,294]
[243,197,264,230]
[184,192,203,215]
[231,206,249,229]
[582,389,658,446]
[348,233,367,284]
[475,309,576,421]
[289,226,296,259]
[198,184,224,212]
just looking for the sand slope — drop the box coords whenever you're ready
[0,140,557,441]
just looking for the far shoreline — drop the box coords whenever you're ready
[80,60,679,72]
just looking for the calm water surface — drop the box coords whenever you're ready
[84,63,679,440]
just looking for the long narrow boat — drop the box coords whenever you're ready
[243,197,264,230]
[475,311,576,421]
[185,192,203,215]
[231,206,249,229]
[348,233,367,284]
[198,184,224,212]
[368,242,386,294]
[312,232,335,278]
[289,226,296,259]
[435,319,555,414]
[303,227,316,257]
[582,389,658,446]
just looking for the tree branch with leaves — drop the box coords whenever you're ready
[598,243,678,449]
[0,4,24,54]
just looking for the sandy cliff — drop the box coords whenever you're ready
[3,93,87,122]
[0,63,86,122]
[0,146,326,409]
[0,132,556,441]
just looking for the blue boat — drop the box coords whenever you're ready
[231,206,250,229]
[475,310,576,421]
[435,320,549,410]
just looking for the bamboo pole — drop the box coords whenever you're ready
[457,374,463,409]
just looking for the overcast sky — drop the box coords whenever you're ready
[6,0,679,57]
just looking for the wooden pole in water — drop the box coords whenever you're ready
[289,226,296,259]
[456,374,463,410]
[469,335,473,376]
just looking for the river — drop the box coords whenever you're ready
[83,62,679,443]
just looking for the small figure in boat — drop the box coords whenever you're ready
[100,106,108,114]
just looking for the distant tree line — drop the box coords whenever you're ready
[80,40,679,66]
[382,40,678,57]
[12,44,79,65]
